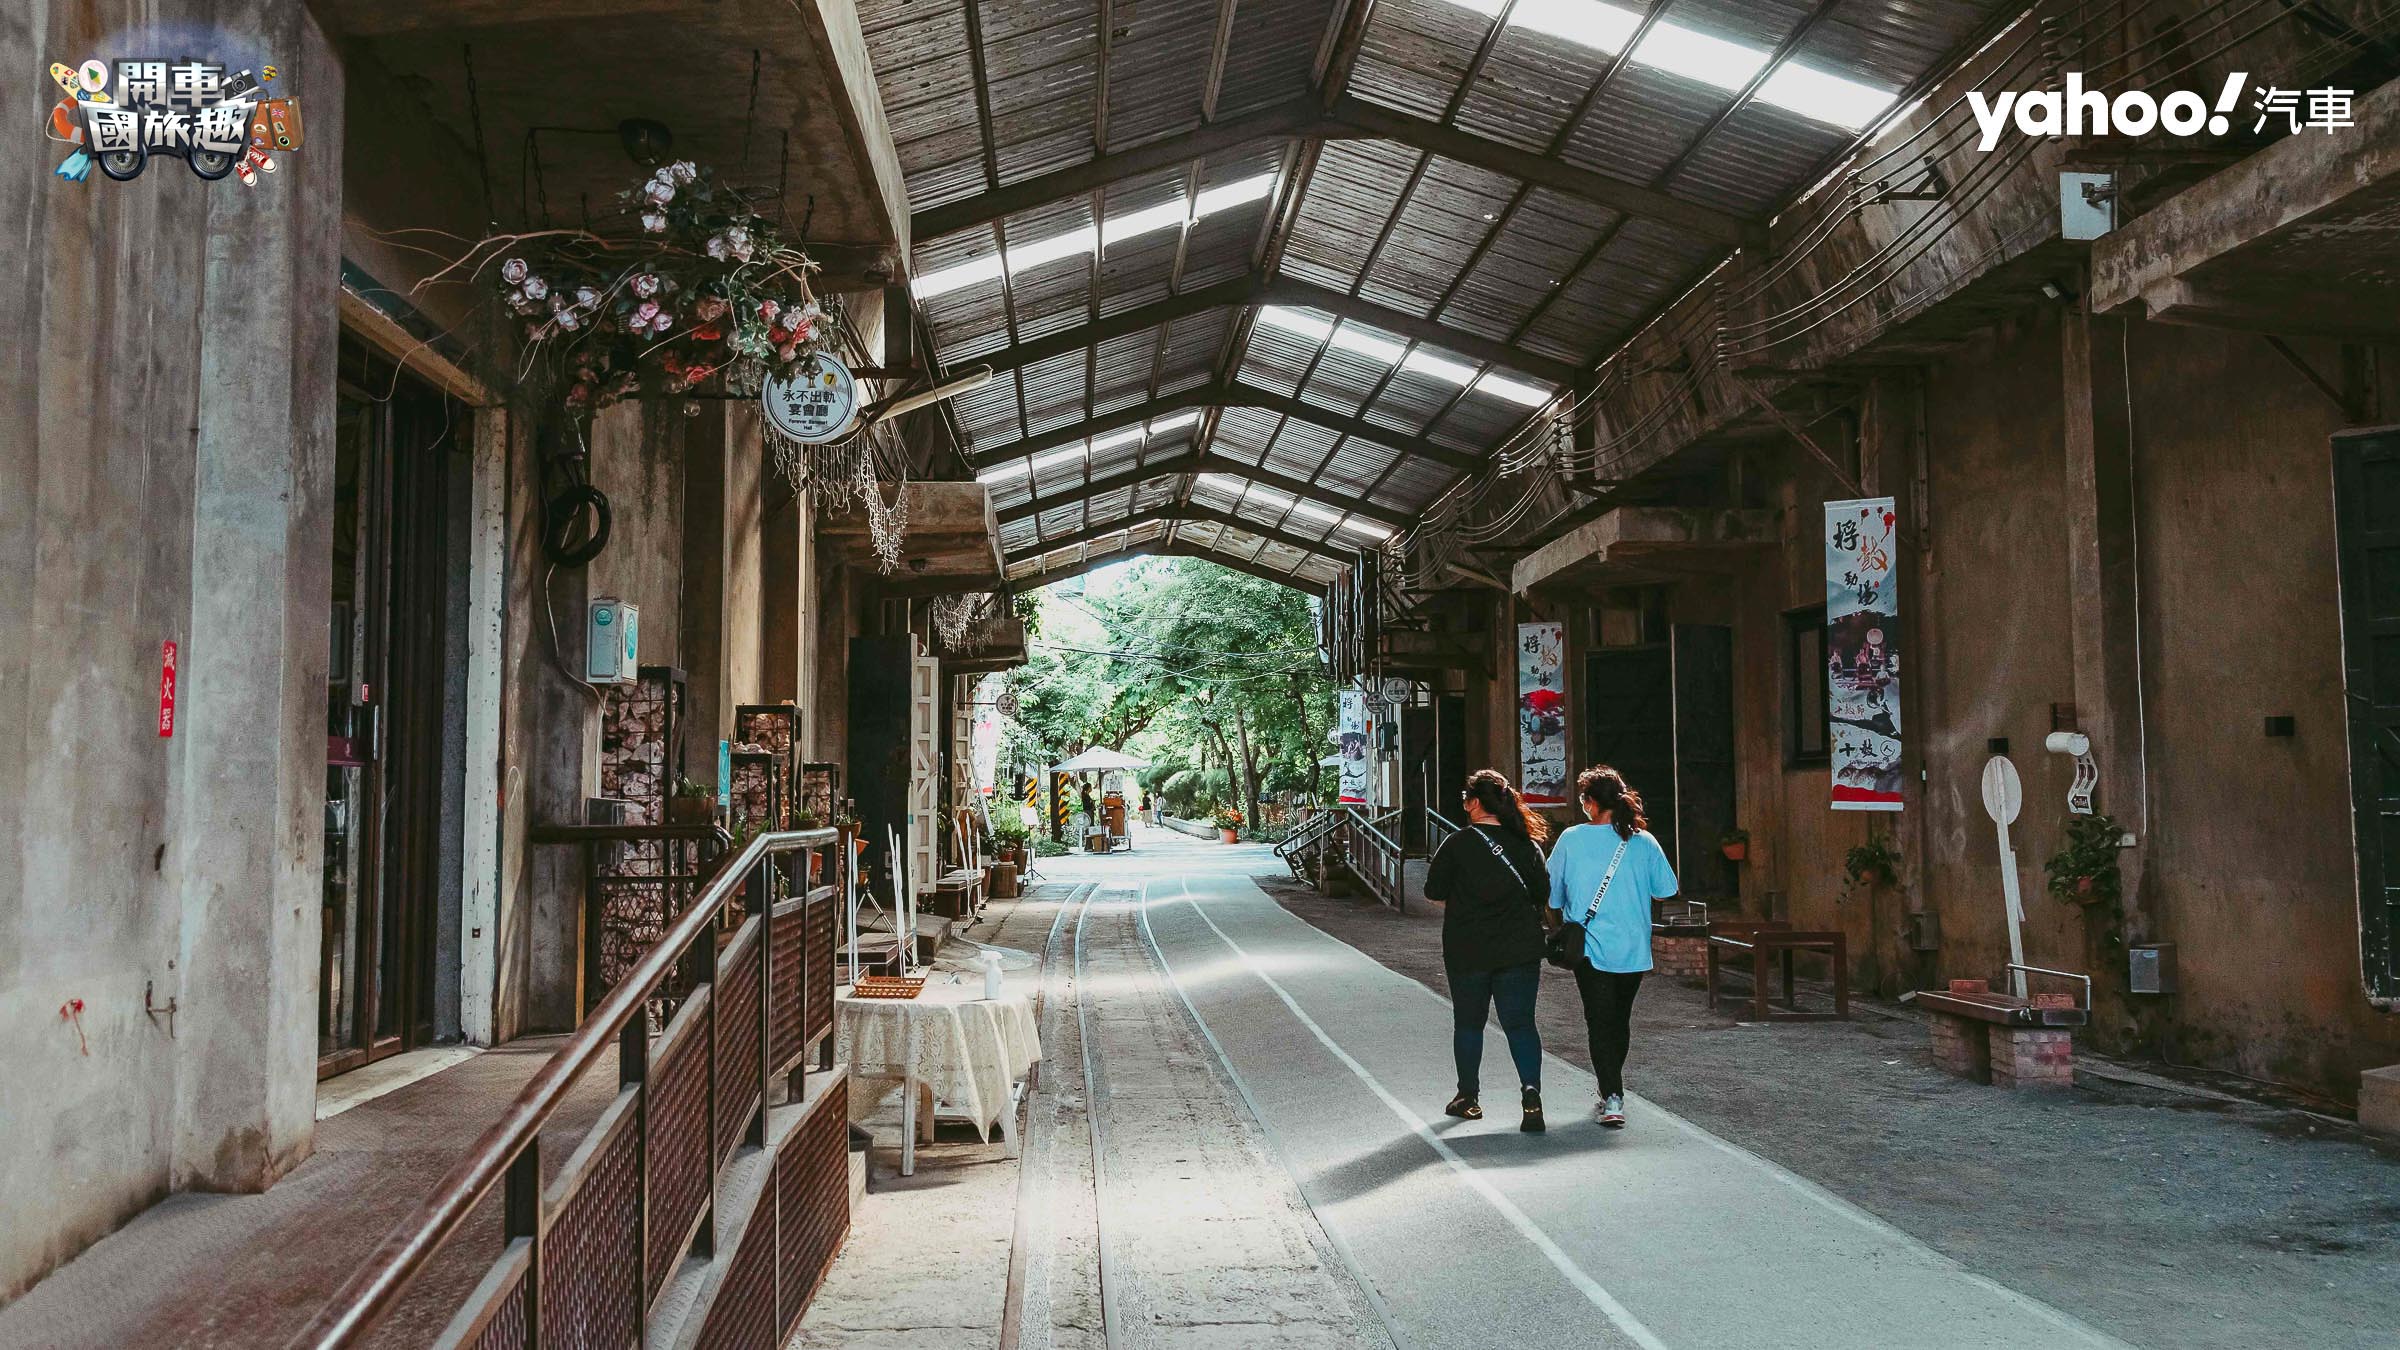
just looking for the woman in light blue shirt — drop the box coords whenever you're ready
[1546,765,1678,1128]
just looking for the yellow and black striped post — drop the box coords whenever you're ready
[1050,772,1070,841]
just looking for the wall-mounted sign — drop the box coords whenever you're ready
[1826,497,1903,810]
[1516,622,1567,806]
[158,640,177,738]
[761,352,857,446]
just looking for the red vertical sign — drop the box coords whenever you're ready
[159,641,177,738]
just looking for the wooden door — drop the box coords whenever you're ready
[2332,427,2400,1003]
[1582,646,1678,864]
[1673,625,1737,900]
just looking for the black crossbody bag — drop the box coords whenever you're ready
[1544,834,1630,970]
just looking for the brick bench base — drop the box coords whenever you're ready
[1653,933,1709,981]
[1928,1012,2076,1088]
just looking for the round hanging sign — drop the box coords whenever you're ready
[761,352,858,445]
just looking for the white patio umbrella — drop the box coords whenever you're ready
[1050,746,1150,774]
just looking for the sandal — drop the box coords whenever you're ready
[1520,1087,1546,1134]
[1443,1092,1483,1120]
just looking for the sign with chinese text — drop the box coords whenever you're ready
[761,353,857,445]
[1336,688,1369,806]
[1825,498,1903,810]
[158,641,177,738]
[47,58,300,186]
[1516,622,1567,806]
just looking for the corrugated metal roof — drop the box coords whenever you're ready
[865,0,2014,586]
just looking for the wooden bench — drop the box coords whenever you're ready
[1916,976,2089,1088]
[1706,923,1848,1021]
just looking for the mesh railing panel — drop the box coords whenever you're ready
[803,895,836,1048]
[538,1116,640,1348]
[646,1022,710,1301]
[770,899,806,1072]
[715,936,762,1165]
[776,1079,851,1336]
[457,1265,528,1350]
[696,1183,778,1350]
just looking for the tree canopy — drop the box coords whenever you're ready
[999,558,1333,831]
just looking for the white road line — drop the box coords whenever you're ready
[1354,921,2138,1350]
[1145,877,1671,1350]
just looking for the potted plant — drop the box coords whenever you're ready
[2044,814,2124,910]
[667,775,716,825]
[1841,834,1900,902]
[1212,807,1245,844]
[1719,827,1750,862]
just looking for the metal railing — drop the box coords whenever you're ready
[1424,807,1460,860]
[1338,808,1406,910]
[1273,808,1344,880]
[294,827,847,1350]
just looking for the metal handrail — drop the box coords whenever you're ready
[1273,808,1343,859]
[294,826,838,1348]
[1424,808,1460,857]
[1347,806,1402,855]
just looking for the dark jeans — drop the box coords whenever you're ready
[1448,960,1543,1095]
[1571,967,1645,1097]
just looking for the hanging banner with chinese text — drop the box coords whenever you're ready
[1825,498,1903,810]
[1516,622,1568,806]
[1337,688,1370,806]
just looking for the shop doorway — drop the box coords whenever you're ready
[1580,625,1735,891]
[2332,426,2400,1004]
[319,336,465,1077]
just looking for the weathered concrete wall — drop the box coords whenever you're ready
[2114,321,2400,1094]
[1712,306,2400,1101]
[0,0,342,1303]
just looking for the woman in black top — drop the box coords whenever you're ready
[1421,769,1553,1132]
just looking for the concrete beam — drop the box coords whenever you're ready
[2090,76,2400,341]
[802,0,917,261]
[1509,506,1774,593]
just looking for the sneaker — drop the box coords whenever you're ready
[1597,1093,1626,1128]
[1520,1086,1546,1134]
[1444,1092,1483,1120]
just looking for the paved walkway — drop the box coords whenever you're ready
[1136,852,2122,1350]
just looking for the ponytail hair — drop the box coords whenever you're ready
[1463,768,1549,844]
[1576,765,1648,840]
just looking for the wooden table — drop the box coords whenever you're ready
[1706,925,1850,1021]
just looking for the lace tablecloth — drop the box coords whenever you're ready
[836,980,1040,1140]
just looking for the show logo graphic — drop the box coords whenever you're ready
[46,56,301,185]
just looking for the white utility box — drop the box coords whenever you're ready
[585,598,640,683]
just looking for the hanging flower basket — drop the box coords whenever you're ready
[468,161,844,417]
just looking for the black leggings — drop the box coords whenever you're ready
[1571,967,1644,1097]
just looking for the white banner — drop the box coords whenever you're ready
[1516,622,1568,806]
[1337,688,1370,806]
[1826,498,1904,810]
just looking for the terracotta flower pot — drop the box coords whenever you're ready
[667,796,714,825]
[1721,842,1747,862]
[1220,828,1239,844]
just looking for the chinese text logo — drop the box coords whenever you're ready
[46,57,301,185]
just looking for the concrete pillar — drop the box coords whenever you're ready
[681,404,766,766]
[165,7,345,1196]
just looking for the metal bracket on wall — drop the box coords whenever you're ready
[1734,380,1863,499]
[2261,336,2373,423]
